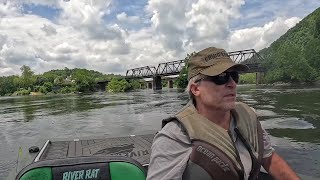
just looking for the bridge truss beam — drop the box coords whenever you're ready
[156,59,185,76]
[228,49,264,64]
[126,49,265,79]
[126,66,156,78]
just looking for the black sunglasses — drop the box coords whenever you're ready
[196,71,239,85]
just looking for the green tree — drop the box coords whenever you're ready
[13,76,23,89]
[314,13,320,38]
[43,72,58,83]
[43,82,53,92]
[175,51,196,88]
[304,38,320,76]
[72,69,96,92]
[265,43,317,83]
[175,66,188,88]
[107,78,131,92]
[20,65,34,88]
[34,75,48,86]
[0,76,17,96]
[239,73,256,84]
[129,79,141,89]
[39,86,48,94]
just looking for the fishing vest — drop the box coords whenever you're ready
[162,102,264,180]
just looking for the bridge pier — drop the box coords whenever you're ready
[140,82,146,89]
[148,82,152,89]
[168,80,173,88]
[256,72,265,85]
[153,76,162,90]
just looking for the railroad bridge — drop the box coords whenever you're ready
[125,49,266,90]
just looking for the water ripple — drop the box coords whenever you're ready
[261,117,315,129]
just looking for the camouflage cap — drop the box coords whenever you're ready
[187,47,249,80]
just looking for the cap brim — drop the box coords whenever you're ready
[200,62,249,76]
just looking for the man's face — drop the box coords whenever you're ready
[194,69,238,111]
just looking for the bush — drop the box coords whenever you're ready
[107,79,131,93]
[175,74,188,88]
[39,86,48,94]
[43,82,53,92]
[129,79,140,89]
[60,87,72,94]
[239,73,256,84]
[14,88,31,96]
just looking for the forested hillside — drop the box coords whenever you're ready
[259,7,320,83]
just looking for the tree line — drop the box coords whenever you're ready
[0,66,141,96]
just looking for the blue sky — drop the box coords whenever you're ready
[22,3,61,21]
[0,0,319,76]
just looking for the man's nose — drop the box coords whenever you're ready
[226,77,237,87]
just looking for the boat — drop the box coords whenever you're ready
[8,132,319,180]
[9,133,155,180]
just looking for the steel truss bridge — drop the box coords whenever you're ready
[125,49,265,79]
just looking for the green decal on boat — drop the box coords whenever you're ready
[110,162,145,180]
[20,167,52,180]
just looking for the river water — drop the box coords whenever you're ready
[0,85,320,179]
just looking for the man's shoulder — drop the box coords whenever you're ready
[157,120,191,144]
[161,120,187,136]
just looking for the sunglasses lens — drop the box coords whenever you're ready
[207,72,239,85]
[230,72,239,83]
[212,73,229,85]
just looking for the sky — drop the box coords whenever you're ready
[0,0,319,76]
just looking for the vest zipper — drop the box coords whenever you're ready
[228,130,245,180]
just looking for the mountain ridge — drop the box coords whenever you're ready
[258,7,320,83]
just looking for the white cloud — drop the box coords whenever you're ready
[185,0,244,49]
[284,17,301,27]
[54,42,78,54]
[228,17,301,51]
[117,12,140,24]
[0,0,317,77]
[147,0,200,53]
[146,0,245,53]
[57,0,122,40]
[0,1,20,17]
[0,0,134,75]
[58,0,111,26]
[41,24,57,36]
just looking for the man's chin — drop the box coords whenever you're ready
[224,102,236,110]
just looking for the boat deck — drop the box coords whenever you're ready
[38,134,155,166]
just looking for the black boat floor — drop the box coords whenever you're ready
[40,134,155,166]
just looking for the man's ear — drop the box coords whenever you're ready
[190,83,200,97]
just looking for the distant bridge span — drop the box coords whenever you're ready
[125,49,266,79]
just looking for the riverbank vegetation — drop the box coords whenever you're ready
[0,65,144,96]
[239,73,256,84]
[106,78,140,93]
[0,66,121,96]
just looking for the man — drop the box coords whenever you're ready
[147,47,300,180]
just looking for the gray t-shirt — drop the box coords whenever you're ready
[147,119,274,180]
